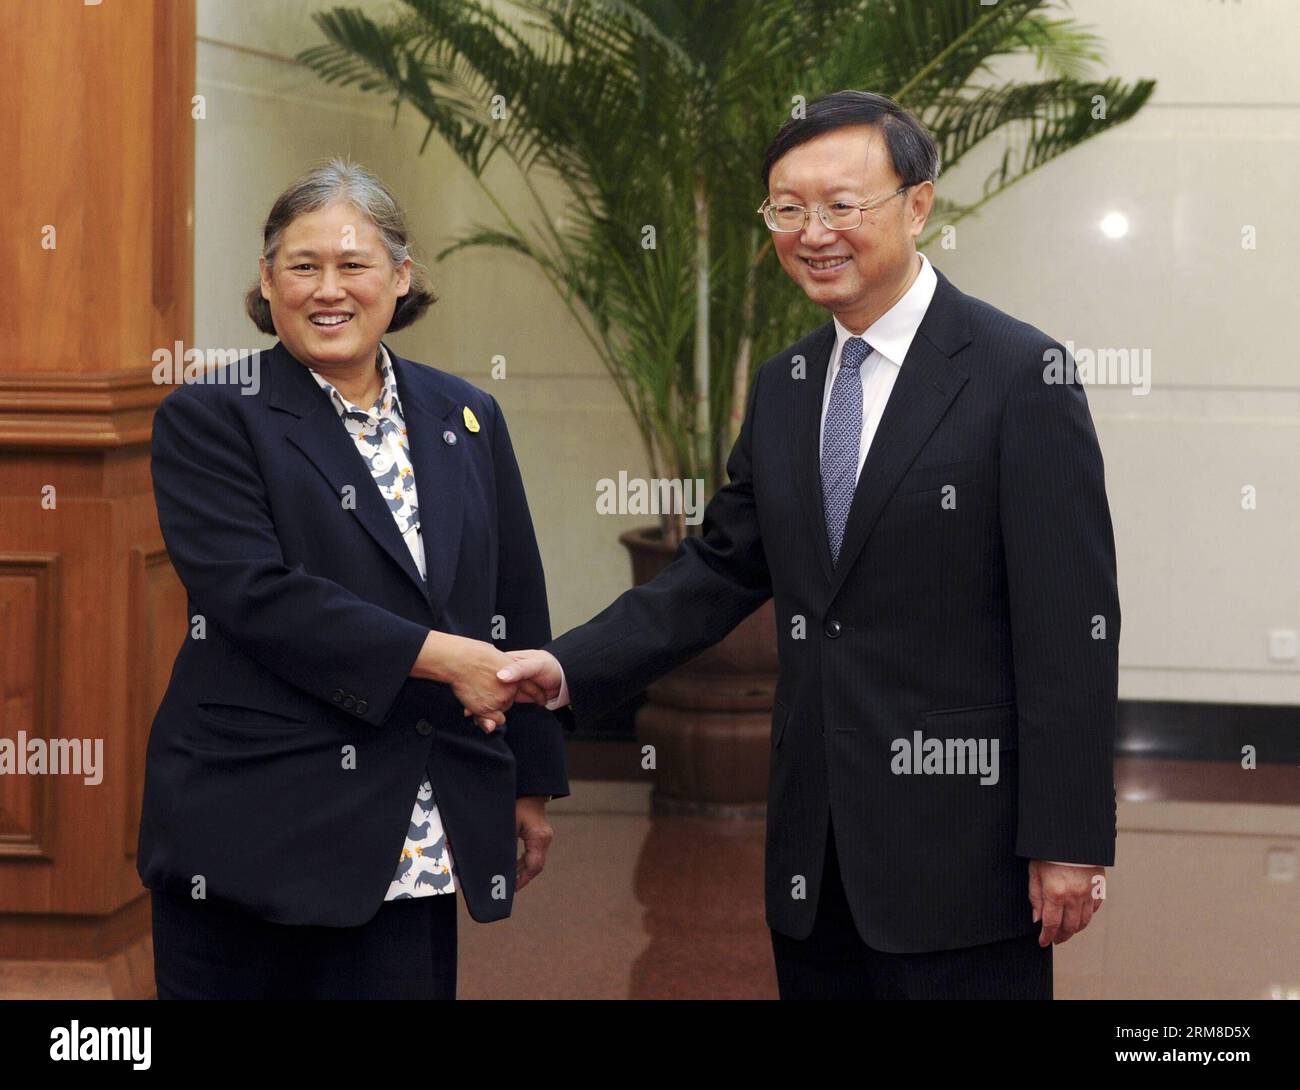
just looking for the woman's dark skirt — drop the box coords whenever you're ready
[150,886,457,999]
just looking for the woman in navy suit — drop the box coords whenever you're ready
[138,159,566,999]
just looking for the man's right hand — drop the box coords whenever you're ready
[496,650,565,706]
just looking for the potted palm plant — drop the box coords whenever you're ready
[300,0,1152,814]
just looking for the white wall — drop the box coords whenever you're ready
[195,0,1299,705]
[935,0,1300,704]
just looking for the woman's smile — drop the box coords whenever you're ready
[308,309,356,333]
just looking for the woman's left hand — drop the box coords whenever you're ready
[514,796,553,891]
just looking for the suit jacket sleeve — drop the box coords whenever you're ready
[545,365,773,728]
[1000,348,1120,866]
[486,396,569,799]
[150,387,430,726]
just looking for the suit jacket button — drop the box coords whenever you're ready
[331,689,344,703]
[824,620,841,638]
[343,694,356,709]
[416,718,433,735]
[355,700,368,715]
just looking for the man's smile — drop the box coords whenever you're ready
[802,254,853,276]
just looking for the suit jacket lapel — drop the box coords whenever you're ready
[793,322,838,587]
[826,269,972,600]
[386,348,466,619]
[271,341,465,617]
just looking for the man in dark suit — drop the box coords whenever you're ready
[501,91,1119,999]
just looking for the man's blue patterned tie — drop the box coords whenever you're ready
[822,336,871,566]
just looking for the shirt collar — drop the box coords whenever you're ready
[308,343,404,421]
[831,251,938,367]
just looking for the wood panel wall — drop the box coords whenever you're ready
[0,0,195,999]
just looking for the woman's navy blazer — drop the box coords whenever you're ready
[137,339,568,927]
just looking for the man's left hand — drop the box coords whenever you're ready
[1029,860,1105,946]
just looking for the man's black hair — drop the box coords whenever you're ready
[761,90,941,189]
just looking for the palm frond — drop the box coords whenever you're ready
[295,0,1154,494]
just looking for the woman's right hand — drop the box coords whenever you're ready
[448,639,519,730]
[412,631,548,732]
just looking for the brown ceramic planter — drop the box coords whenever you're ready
[619,527,778,819]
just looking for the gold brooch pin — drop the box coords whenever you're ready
[463,406,480,433]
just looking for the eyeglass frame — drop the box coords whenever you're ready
[756,184,913,232]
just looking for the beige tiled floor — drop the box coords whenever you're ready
[458,776,1300,999]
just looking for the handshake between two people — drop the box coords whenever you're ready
[413,631,563,733]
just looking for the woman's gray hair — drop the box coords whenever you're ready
[245,157,436,335]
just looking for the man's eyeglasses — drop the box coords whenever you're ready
[757,185,912,232]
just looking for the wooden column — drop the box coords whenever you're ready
[0,0,194,998]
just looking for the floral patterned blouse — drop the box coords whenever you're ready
[308,345,456,901]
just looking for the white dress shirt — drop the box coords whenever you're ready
[820,250,937,480]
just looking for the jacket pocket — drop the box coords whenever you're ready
[921,700,1017,751]
[194,701,310,738]
[894,458,978,496]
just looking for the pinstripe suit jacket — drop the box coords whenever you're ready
[548,266,1120,952]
